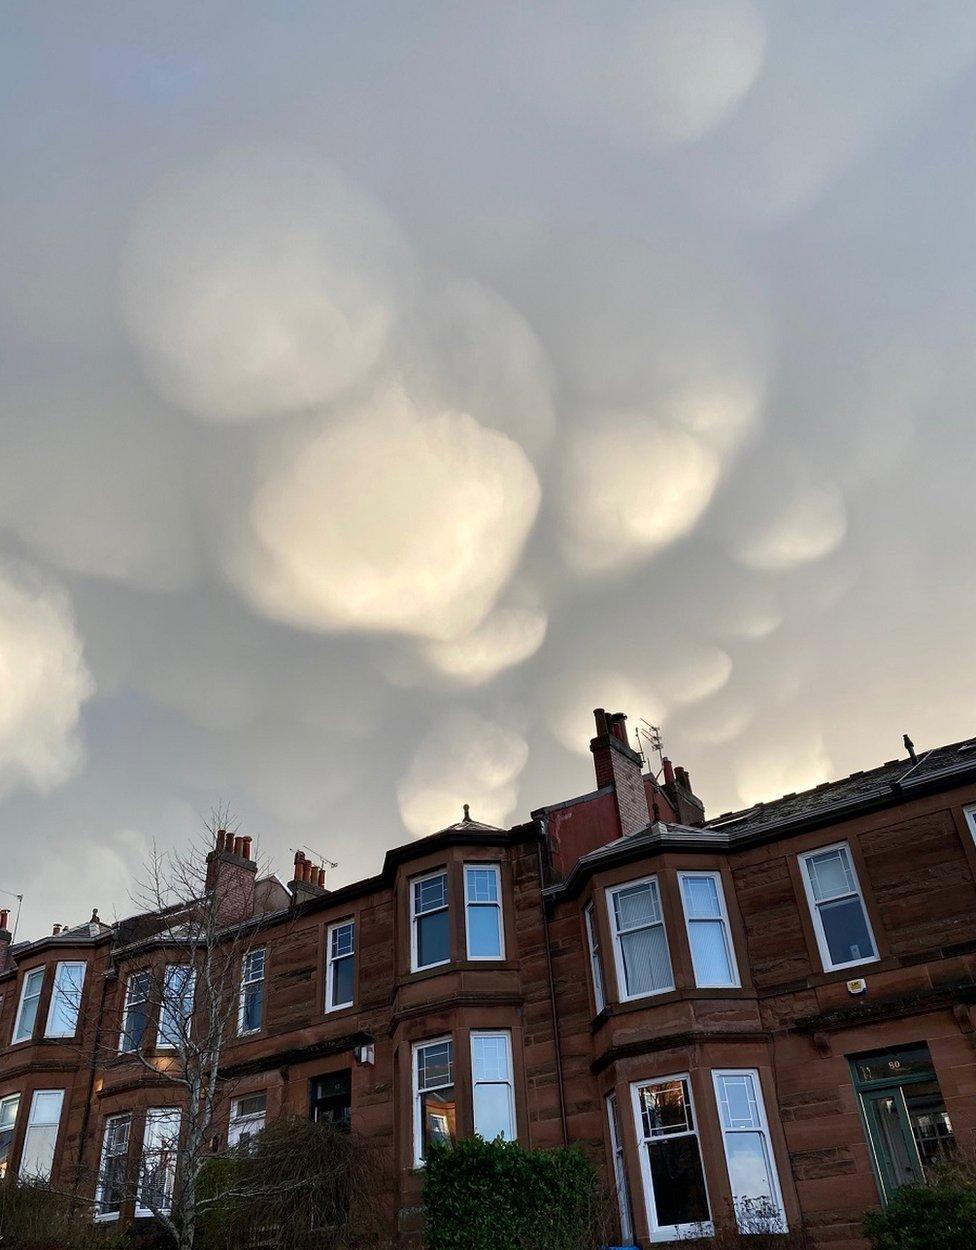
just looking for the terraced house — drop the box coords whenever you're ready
[1,708,975,1248]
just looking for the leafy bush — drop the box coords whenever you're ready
[863,1169,976,1250]
[0,1180,126,1249]
[422,1136,609,1250]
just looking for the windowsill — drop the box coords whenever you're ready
[819,955,881,976]
[93,1212,120,1224]
[325,1001,356,1017]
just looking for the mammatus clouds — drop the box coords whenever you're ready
[3,2,976,938]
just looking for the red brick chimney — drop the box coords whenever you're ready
[205,829,258,925]
[0,909,11,974]
[590,709,650,838]
[288,851,328,907]
[661,758,706,827]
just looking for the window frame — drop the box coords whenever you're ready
[325,920,356,1012]
[12,966,45,1044]
[463,863,505,961]
[412,1035,455,1168]
[119,970,151,1053]
[606,1092,635,1246]
[470,1029,517,1144]
[964,804,976,845]
[629,1072,713,1242]
[135,1107,181,1218]
[606,875,675,1003]
[228,1092,267,1149]
[238,948,266,1036]
[798,841,879,973]
[584,901,606,1014]
[44,960,87,1039]
[18,1088,65,1184]
[95,1112,132,1221]
[677,871,740,989]
[712,1068,787,1234]
[157,964,196,1051]
[410,869,451,973]
[0,1092,21,1181]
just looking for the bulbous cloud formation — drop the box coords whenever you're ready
[119,147,414,421]
[397,710,529,836]
[420,606,548,684]
[733,481,847,571]
[228,389,542,642]
[0,564,94,798]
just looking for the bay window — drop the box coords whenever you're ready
[678,872,738,988]
[607,877,674,1001]
[413,1037,456,1165]
[228,1093,267,1148]
[631,1075,711,1241]
[584,902,605,1014]
[45,961,86,1038]
[13,968,45,1044]
[471,1031,516,1142]
[238,949,265,1035]
[96,1114,131,1218]
[0,1094,20,1179]
[798,843,877,971]
[19,1089,64,1183]
[326,920,356,1011]
[606,1093,635,1246]
[411,871,450,971]
[464,864,503,959]
[137,1108,180,1217]
[158,965,195,1050]
[713,1070,786,1233]
[119,971,150,1052]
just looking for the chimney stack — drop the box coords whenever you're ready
[205,826,258,925]
[662,762,706,827]
[590,708,650,838]
[289,851,328,907]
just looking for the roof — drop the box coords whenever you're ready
[705,735,976,837]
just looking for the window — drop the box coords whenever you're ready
[95,1114,131,1219]
[851,1043,956,1203]
[607,877,674,1001]
[326,921,356,1011]
[799,843,878,971]
[136,1109,180,1217]
[464,865,503,959]
[678,872,739,988]
[0,1093,20,1180]
[965,804,976,844]
[630,1075,711,1240]
[413,1038,456,1166]
[310,1070,352,1131]
[45,961,86,1038]
[606,1093,635,1246]
[228,1093,266,1148]
[158,965,196,1050]
[411,871,450,971]
[713,1070,786,1233]
[584,902,606,1014]
[119,971,150,1052]
[19,1089,64,1183]
[471,1032,516,1142]
[238,949,265,1035]
[13,967,45,1044]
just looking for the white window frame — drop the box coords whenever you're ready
[677,871,740,989]
[798,841,879,973]
[606,875,675,1002]
[18,1088,64,1183]
[470,1030,516,1143]
[12,967,45,1044]
[325,920,356,1012]
[44,961,87,1039]
[606,1092,634,1246]
[135,1108,180,1218]
[157,965,196,1051]
[584,902,606,1014]
[119,970,151,1053]
[410,869,451,973]
[0,1092,21,1181]
[712,1069,786,1234]
[630,1073,712,1242]
[94,1112,131,1221]
[238,948,266,1036]
[964,803,976,845]
[228,1093,267,1148]
[463,863,505,961]
[412,1035,454,1168]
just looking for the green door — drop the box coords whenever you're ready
[861,1088,924,1201]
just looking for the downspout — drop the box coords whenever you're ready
[536,821,569,1147]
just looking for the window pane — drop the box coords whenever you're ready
[418,1041,453,1088]
[724,1132,775,1213]
[331,923,354,959]
[682,876,721,919]
[48,963,85,1037]
[0,1096,20,1179]
[716,1074,761,1130]
[689,919,734,986]
[417,909,450,967]
[332,956,355,1007]
[20,1091,63,1182]
[640,1080,694,1137]
[415,874,448,914]
[621,925,672,996]
[422,1090,456,1155]
[242,983,264,1032]
[647,1136,710,1228]
[820,896,875,965]
[466,867,499,902]
[806,848,854,901]
[472,1035,510,1081]
[467,904,501,957]
[614,882,659,930]
[474,1084,514,1141]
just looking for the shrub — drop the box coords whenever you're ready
[863,1169,976,1250]
[422,1136,609,1250]
[0,1180,126,1250]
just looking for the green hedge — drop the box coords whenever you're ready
[422,1136,605,1250]
[863,1172,976,1250]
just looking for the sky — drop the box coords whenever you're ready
[3,1,976,941]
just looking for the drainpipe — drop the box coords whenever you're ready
[536,821,568,1147]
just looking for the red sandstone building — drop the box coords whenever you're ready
[1,709,975,1247]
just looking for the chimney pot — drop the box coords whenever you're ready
[609,712,629,747]
[232,835,244,857]
[216,828,227,851]
[0,909,9,930]
[241,836,253,860]
[593,707,609,736]
[318,867,326,888]
[662,757,675,786]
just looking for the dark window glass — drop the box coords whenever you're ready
[647,1135,710,1228]
[417,909,450,968]
[332,957,355,1008]
[820,896,875,966]
[311,1070,351,1131]
[854,1045,935,1086]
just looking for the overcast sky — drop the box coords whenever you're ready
[3,1,976,941]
